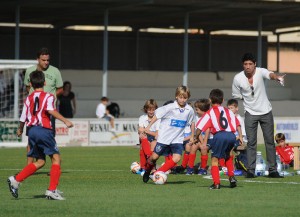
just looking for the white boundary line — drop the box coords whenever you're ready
[203,175,300,185]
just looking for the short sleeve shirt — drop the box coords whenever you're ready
[138,114,160,132]
[155,101,195,144]
[24,65,63,97]
[232,67,272,115]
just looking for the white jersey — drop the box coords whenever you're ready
[96,103,106,118]
[236,114,247,142]
[138,114,160,132]
[232,67,272,115]
[155,101,195,144]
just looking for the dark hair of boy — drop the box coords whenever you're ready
[275,133,285,143]
[227,98,238,107]
[101,96,109,102]
[242,53,256,63]
[29,70,45,89]
[194,98,210,112]
[36,47,50,58]
[209,89,224,105]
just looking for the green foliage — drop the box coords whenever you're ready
[0,146,299,217]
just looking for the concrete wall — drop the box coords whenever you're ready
[61,70,300,118]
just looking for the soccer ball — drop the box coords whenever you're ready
[153,171,167,185]
[130,161,141,173]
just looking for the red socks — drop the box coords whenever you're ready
[157,159,176,173]
[188,153,196,168]
[181,152,189,168]
[15,163,37,182]
[141,138,152,157]
[219,158,225,167]
[139,149,146,169]
[225,156,235,177]
[200,154,208,169]
[48,164,61,191]
[211,166,220,185]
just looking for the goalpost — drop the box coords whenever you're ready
[0,59,37,120]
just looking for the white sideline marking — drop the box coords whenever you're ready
[203,175,300,185]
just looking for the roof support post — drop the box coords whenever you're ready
[257,15,262,67]
[102,9,109,97]
[14,4,20,119]
[276,34,280,72]
[183,12,189,86]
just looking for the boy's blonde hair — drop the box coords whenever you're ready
[175,85,191,99]
[275,133,285,143]
[142,99,158,113]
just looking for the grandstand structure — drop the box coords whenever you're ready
[1,0,300,119]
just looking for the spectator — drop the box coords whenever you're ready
[58,81,76,118]
[96,97,115,131]
[275,133,294,167]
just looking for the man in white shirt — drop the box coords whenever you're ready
[232,53,285,178]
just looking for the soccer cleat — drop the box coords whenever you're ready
[268,171,284,178]
[197,168,207,175]
[136,169,145,175]
[7,176,20,198]
[143,170,151,183]
[185,167,194,175]
[229,176,237,188]
[245,171,256,178]
[45,190,65,200]
[209,183,220,190]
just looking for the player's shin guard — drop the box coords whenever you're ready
[139,149,147,169]
[157,159,176,173]
[211,166,220,185]
[48,164,61,191]
[201,154,208,169]
[141,138,152,157]
[15,163,38,182]
[188,153,196,169]
[219,158,225,167]
[225,155,235,177]
[181,152,190,168]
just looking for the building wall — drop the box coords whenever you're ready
[60,70,300,118]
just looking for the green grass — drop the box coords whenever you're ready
[0,146,300,217]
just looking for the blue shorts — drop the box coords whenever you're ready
[147,135,156,143]
[209,131,236,159]
[27,126,60,160]
[154,142,184,157]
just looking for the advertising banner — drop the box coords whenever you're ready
[55,120,89,146]
[89,119,139,146]
[274,118,300,142]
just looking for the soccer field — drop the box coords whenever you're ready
[0,146,299,217]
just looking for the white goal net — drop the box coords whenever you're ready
[0,59,37,120]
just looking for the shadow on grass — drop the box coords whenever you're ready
[32,171,69,176]
[166,181,195,184]
[32,195,47,199]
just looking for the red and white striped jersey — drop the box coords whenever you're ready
[20,90,55,129]
[196,105,240,135]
